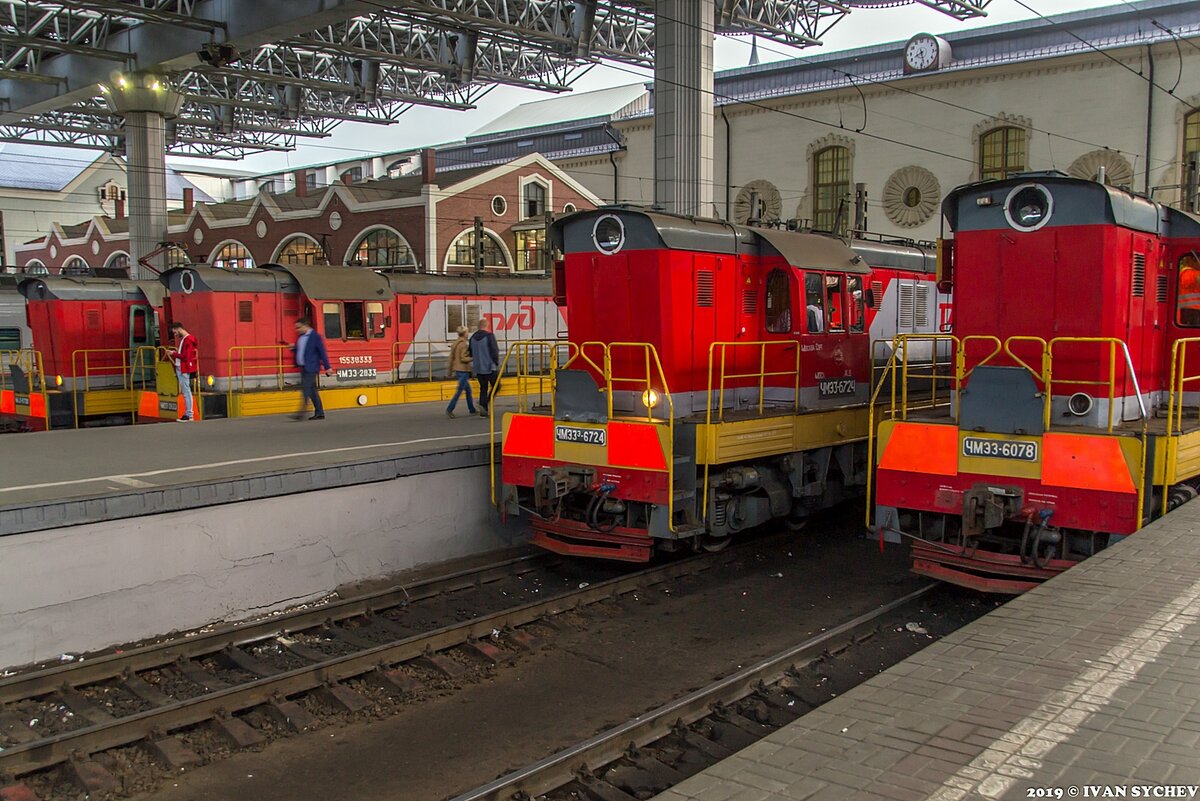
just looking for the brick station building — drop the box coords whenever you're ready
[14,151,600,276]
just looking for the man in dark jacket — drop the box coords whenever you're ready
[469,318,501,418]
[293,316,332,420]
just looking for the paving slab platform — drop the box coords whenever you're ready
[0,400,506,535]
[654,504,1200,801]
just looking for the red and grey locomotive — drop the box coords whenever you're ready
[497,207,941,561]
[870,172,1200,593]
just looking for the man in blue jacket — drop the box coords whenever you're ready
[469,318,501,418]
[293,316,332,420]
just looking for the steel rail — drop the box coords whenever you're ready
[0,552,551,704]
[0,554,720,776]
[448,583,939,801]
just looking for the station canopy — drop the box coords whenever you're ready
[0,0,990,159]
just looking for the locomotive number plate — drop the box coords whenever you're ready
[555,425,606,446]
[336,368,378,381]
[818,378,857,399]
[962,437,1038,462]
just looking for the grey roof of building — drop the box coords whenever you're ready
[470,84,648,139]
[702,0,1200,108]
[0,143,103,191]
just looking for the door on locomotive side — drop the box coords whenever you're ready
[799,269,868,406]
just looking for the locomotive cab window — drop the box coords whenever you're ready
[764,268,793,334]
[1177,254,1200,327]
[322,302,343,340]
[805,273,825,334]
[847,276,865,333]
[825,275,845,333]
[366,302,386,338]
[344,302,367,340]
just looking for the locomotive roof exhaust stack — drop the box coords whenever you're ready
[1097,165,1107,185]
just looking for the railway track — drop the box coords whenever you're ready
[0,549,727,788]
[449,584,940,801]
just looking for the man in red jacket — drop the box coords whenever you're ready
[167,321,199,422]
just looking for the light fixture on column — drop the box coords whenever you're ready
[100,72,183,117]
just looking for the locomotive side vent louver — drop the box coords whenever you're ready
[1157,274,1169,304]
[85,310,102,331]
[914,283,931,328]
[696,271,714,308]
[870,280,883,310]
[1132,253,1146,298]
[238,300,253,323]
[742,291,758,315]
[899,282,915,328]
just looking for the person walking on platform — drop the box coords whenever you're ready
[446,325,475,418]
[293,316,332,421]
[166,321,198,422]
[470,318,501,418]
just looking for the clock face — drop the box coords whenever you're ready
[905,36,939,71]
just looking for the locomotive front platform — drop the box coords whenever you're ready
[0,401,516,669]
[652,497,1200,801]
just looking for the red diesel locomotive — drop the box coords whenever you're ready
[497,208,941,561]
[870,172,1200,593]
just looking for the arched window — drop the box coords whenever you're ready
[350,227,416,268]
[979,126,1026,181]
[275,234,326,266]
[62,256,90,276]
[23,260,48,276]
[166,247,189,268]
[1185,110,1200,210]
[210,241,255,270]
[812,146,851,233]
[446,229,509,272]
[523,181,547,219]
[105,252,130,274]
[340,166,363,184]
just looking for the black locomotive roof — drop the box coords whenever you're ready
[160,265,299,295]
[849,239,936,273]
[943,173,1163,235]
[18,275,163,304]
[384,272,552,296]
[553,207,869,273]
[264,264,392,301]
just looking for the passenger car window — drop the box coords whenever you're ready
[805,273,825,333]
[322,302,343,339]
[764,269,793,334]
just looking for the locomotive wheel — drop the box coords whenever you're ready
[698,534,731,553]
[784,516,809,533]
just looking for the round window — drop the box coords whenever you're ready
[1004,184,1053,232]
[491,195,507,216]
[180,271,196,294]
[903,187,922,208]
[592,214,625,255]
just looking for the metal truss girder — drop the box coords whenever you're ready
[910,0,991,19]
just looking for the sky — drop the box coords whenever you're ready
[176,0,1122,176]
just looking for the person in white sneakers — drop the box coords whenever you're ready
[166,321,198,421]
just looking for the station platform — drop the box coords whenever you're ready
[0,399,504,535]
[654,505,1200,799]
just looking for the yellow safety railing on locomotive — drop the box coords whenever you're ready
[488,339,580,504]
[71,346,157,428]
[1161,337,1200,502]
[867,333,1149,528]
[699,340,800,520]
[491,340,677,532]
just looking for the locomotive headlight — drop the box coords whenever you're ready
[641,389,659,409]
[592,214,625,255]
[54,375,63,387]
[1004,184,1053,232]
[206,375,215,387]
